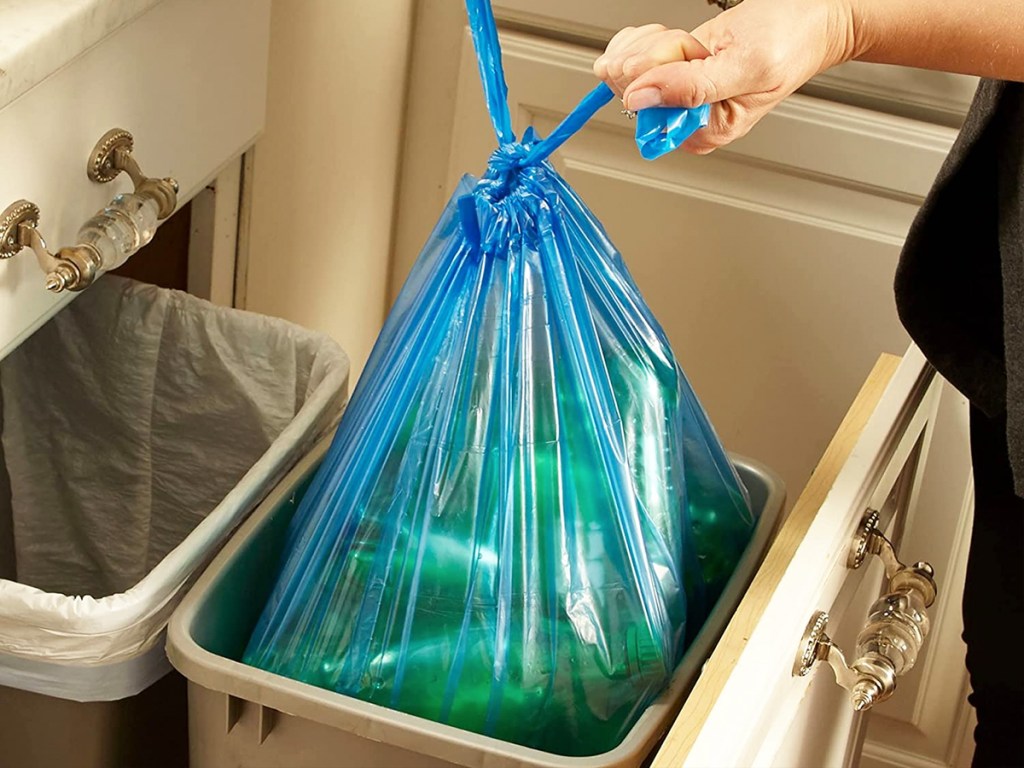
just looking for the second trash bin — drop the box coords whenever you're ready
[0,276,350,768]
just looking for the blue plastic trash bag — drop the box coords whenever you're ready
[244,0,753,756]
[635,103,711,159]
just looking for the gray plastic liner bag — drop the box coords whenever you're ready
[0,275,349,701]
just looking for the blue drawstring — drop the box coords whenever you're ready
[464,0,708,166]
[464,0,515,146]
[521,84,616,166]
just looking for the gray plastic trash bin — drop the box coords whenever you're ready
[167,435,785,768]
[0,276,350,768]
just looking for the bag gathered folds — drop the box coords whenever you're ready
[244,0,755,755]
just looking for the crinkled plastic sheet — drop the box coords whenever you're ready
[0,276,349,700]
[244,0,749,756]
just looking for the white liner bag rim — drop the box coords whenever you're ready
[0,277,350,699]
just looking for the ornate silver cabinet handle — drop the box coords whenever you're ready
[0,128,177,293]
[793,511,938,711]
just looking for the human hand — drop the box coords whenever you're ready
[593,0,856,154]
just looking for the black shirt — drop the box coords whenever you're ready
[895,80,1024,495]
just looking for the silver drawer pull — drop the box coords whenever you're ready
[793,510,937,711]
[0,128,177,293]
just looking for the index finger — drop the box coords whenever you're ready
[621,29,712,81]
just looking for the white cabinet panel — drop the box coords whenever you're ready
[656,349,941,766]
[860,385,976,768]
[0,0,271,361]
[240,0,415,381]
[0,0,163,111]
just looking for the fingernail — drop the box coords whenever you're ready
[626,87,663,111]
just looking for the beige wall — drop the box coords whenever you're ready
[243,0,415,379]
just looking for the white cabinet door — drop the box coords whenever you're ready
[658,347,940,767]
[859,384,977,768]
[0,0,271,362]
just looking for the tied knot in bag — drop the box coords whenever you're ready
[488,142,530,176]
[459,83,617,253]
[477,141,540,202]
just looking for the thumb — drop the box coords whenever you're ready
[623,53,752,110]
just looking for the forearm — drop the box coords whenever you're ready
[849,0,1024,81]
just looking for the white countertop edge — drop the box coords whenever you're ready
[0,0,164,111]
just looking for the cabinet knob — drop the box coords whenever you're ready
[0,128,177,293]
[793,510,937,711]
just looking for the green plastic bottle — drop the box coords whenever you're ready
[246,335,751,756]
